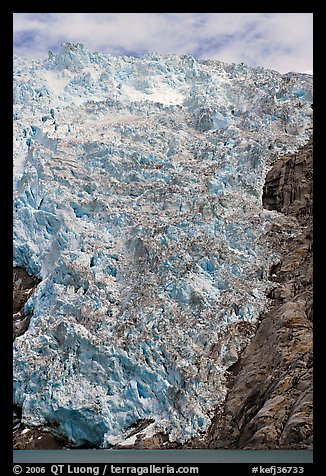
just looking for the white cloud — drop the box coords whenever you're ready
[13,13,313,73]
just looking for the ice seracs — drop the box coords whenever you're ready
[13,43,313,447]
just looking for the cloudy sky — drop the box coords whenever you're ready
[13,13,313,74]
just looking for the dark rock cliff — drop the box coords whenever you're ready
[207,138,313,449]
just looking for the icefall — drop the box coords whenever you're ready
[13,44,312,447]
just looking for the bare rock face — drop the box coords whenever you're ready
[263,138,313,223]
[207,138,313,449]
[13,425,65,450]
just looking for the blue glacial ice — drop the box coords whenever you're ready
[13,43,313,447]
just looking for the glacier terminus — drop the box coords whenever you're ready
[13,43,313,448]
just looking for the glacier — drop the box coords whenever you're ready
[13,43,313,447]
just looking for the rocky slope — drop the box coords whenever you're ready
[13,44,313,448]
[206,138,313,449]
